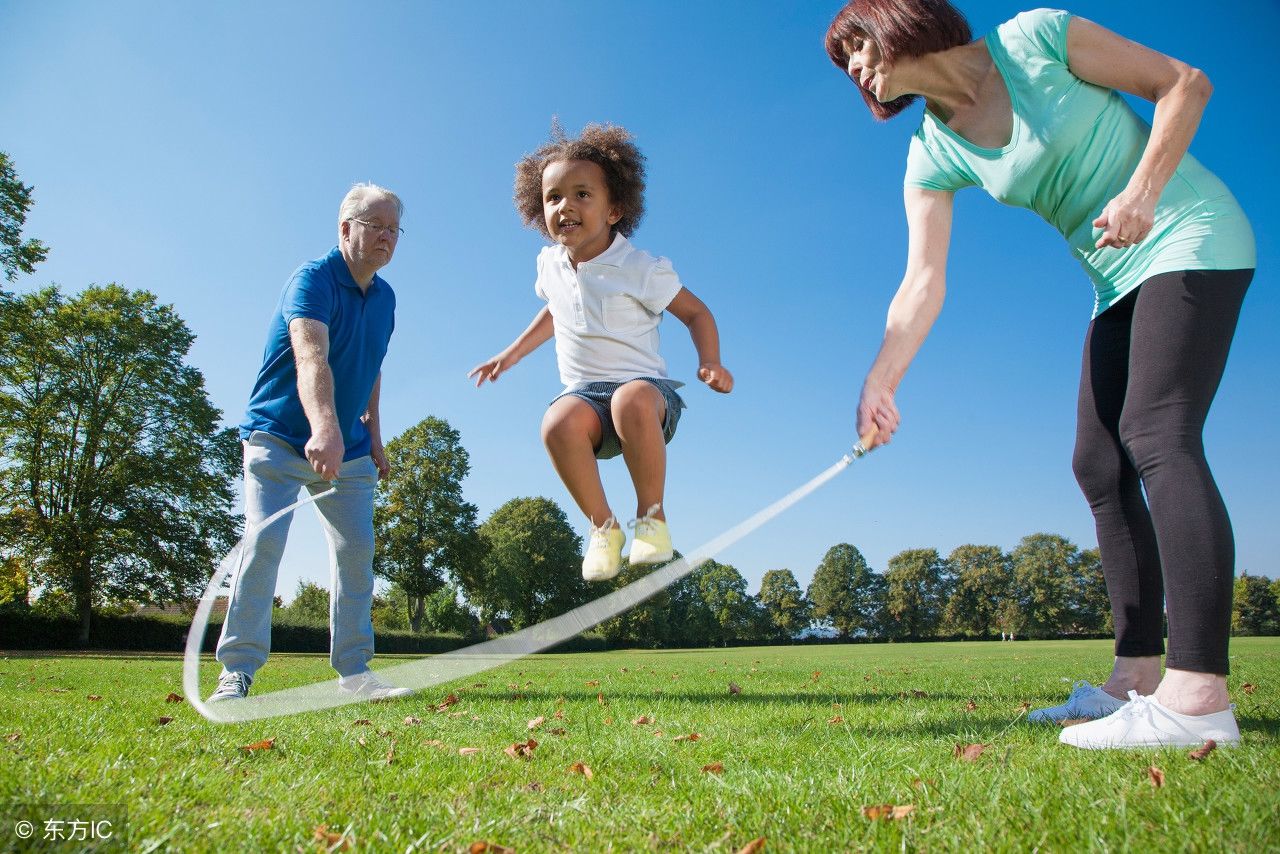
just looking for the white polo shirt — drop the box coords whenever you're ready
[534,233,685,388]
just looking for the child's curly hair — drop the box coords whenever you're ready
[514,121,647,239]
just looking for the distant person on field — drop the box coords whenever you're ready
[824,1,1254,748]
[470,123,734,582]
[209,183,411,703]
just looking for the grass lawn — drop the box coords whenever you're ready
[2,638,1277,852]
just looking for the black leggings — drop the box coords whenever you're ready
[1072,269,1252,675]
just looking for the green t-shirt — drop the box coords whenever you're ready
[904,8,1255,317]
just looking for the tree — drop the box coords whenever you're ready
[373,416,482,633]
[806,543,884,639]
[883,548,949,640]
[696,559,759,645]
[280,579,330,624]
[597,557,718,649]
[1009,533,1083,638]
[1232,572,1280,636]
[942,545,1012,637]
[461,497,588,629]
[758,568,812,640]
[0,152,48,282]
[1071,547,1111,634]
[0,285,241,642]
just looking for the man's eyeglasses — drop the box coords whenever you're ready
[349,218,404,238]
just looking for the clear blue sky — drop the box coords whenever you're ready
[3,1,1276,604]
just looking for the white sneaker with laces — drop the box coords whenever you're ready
[628,504,673,565]
[338,669,413,700]
[1027,680,1126,722]
[208,670,253,702]
[582,519,625,581]
[1059,690,1240,749]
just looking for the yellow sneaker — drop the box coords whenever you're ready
[582,520,625,581]
[628,504,673,565]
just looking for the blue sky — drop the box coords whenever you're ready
[2,0,1276,604]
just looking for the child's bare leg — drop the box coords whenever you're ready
[542,397,614,527]
[612,380,667,521]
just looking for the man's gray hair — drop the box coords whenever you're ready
[338,182,404,226]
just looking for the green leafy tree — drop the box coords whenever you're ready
[461,497,587,629]
[942,545,1012,637]
[758,568,812,640]
[1072,547,1112,634]
[696,559,759,645]
[0,285,241,642]
[418,583,478,635]
[281,579,330,624]
[372,585,409,631]
[0,152,48,282]
[597,557,718,648]
[883,548,950,639]
[1008,533,1082,638]
[1232,572,1280,636]
[373,416,482,633]
[806,543,884,639]
[0,555,29,611]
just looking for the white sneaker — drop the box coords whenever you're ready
[1027,680,1126,722]
[628,504,673,565]
[208,670,252,702]
[1059,691,1240,749]
[582,520,625,581]
[338,670,413,700]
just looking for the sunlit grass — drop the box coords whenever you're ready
[2,638,1277,851]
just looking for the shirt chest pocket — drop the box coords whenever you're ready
[601,294,644,334]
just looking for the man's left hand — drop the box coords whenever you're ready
[370,441,391,481]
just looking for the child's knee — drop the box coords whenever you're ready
[613,381,665,426]
[541,400,597,448]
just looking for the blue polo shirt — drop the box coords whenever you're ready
[240,247,396,461]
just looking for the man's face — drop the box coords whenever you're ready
[341,197,401,272]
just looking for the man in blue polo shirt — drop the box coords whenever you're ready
[209,183,409,702]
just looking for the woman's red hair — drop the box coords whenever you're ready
[825,0,973,120]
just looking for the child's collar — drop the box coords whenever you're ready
[556,232,631,268]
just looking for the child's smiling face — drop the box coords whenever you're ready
[542,159,622,264]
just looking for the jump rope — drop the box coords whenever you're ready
[185,431,878,723]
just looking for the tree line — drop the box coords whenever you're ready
[2,151,1277,646]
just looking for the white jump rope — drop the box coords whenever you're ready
[185,432,877,723]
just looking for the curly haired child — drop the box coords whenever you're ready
[470,122,733,581]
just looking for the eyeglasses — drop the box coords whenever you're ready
[349,218,404,238]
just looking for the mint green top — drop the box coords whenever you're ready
[904,8,1255,317]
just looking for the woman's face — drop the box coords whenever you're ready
[842,34,893,102]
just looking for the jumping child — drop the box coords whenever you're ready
[470,123,733,581]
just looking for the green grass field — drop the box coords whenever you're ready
[2,638,1277,852]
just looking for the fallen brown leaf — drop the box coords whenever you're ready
[674,733,701,742]
[1017,701,1032,712]
[620,667,629,673]
[597,692,606,706]
[1188,740,1217,761]
[737,838,766,854]
[964,700,978,712]
[385,741,396,765]
[352,719,372,726]
[403,716,422,726]
[728,683,742,695]
[469,842,514,854]
[549,728,567,736]
[953,743,989,762]
[87,695,102,701]
[911,777,936,789]
[1147,765,1165,788]
[436,693,460,711]
[569,760,594,779]
[504,738,538,759]
[164,692,183,703]
[156,716,173,726]
[554,709,565,720]
[586,680,600,687]
[1241,683,1256,695]
[240,737,275,752]
[811,671,821,682]
[862,804,915,821]
[632,715,653,726]
[4,733,20,743]
[314,825,350,850]
[528,716,546,730]
[827,715,844,724]
[701,761,724,774]
[458,747,481,756]
[357,737,367,747]
[523,782,543,792]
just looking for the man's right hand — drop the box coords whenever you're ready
[305,426,344,481]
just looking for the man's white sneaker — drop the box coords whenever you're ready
[1059,691,1240,749]
[1027,680,1126,722]
[338,670,413,700]
[208,670,253,702]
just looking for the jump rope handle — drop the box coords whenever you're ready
[850,424,879,459]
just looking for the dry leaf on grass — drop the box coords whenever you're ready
[701,762,724,774]
[314,825,350,850]
[385,742,396,765]
[736,838,766,854]
[553,709,565,720]
[352,719,372,726]
[4,733,20,743]
[504,738,538,759]
[964,700,978,712]
[827,715,844,724]
[425,739,445,749]
[469,842,514,854]
[586,680,600,686]
[87,695,102,701]
[1147,766,1165,788]
[620,667,629,673]
[528,716,546,730]
[674,733,701,742]
[164,692,183,703]
[569,761,594,779]
[1188,740,1217,761]
[240,737,275,752]
[632,715,653,726]
[911,777,936,789]
[549,728,567,736]
[156,716,173,726]
[728,683,742,695]
[436,694,460,712]
[953,743,989,762]
[458,747,481,756]
[861,804,915,821]
[1241,683,1256,695]
[357,737,367,747]
[403,716,422,726]
[811,671,821,682]
[1017,701,1032,712]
